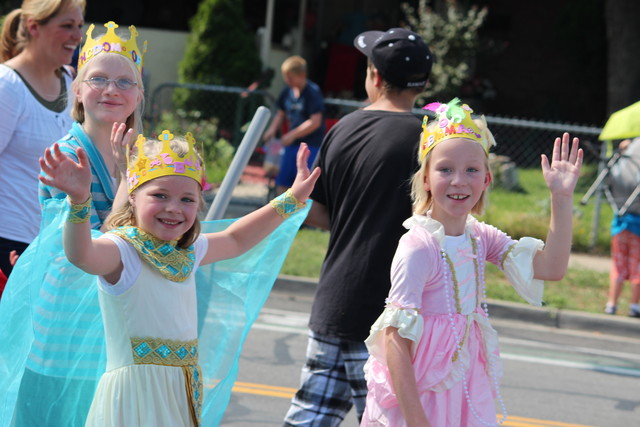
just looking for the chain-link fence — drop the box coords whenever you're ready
[146,83,277,147]
[146,83,613,247]
[480,116,603,168]
[147,83,604,167]
[322,98,604,167]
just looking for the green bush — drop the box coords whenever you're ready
[174,0,261,122]
[152,110,235,184]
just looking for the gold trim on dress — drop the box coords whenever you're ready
[500,243,515,270]
[444,239,482,362]
[131,337,202,426]
[131,336,198,365]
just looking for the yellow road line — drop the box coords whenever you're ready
[234,381,298,392]
[230,382,596,427]
[502,415,596,427]
[232,381,297,398]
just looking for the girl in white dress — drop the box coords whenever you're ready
[38,131,320,426]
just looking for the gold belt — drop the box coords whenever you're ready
[131,337,202,426]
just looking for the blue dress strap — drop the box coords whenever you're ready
[68,122,115,202]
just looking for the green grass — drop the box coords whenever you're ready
[483,263,610,313]
[279,165,616,315]
[280,228,330,277]
[280,229,611,314]
[480,166,613,255]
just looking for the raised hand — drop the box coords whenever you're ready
[9,250,18,266]
[111,122,135,176]
[541,132,583,197]
[39,143,92,203]
[290,143,321,202]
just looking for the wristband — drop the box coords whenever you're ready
[67,195,92,223]
[269,188,306,219]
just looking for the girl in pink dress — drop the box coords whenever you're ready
[360,99,583,427]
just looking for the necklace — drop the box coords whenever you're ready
[110,226,195,282]
[441,236,508,426]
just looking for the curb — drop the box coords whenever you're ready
[273,275,640,340]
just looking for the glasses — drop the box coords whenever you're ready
[83,77,137,91]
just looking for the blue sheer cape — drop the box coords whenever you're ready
[0,198,309,426]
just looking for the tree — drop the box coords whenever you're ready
[0,0,15,27]
[174,0,261,119]
[605,0,640,115]
[402,0,488,105]
[0,0,12,14]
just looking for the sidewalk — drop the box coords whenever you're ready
[272,275,640,340]
[217,167,638,340]
[568,253,610,273]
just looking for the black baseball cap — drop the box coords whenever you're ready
[354,28,432,89]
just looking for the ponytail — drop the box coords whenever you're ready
[0,9,24,61]
[0,0,86,62]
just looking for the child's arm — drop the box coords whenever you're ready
[385,327,431,427]
[39,144,122,277]
[106,122,135,232]
[281,112,322,147]
[201,143,320,264]
[533,133,583,280]
[263,109,286,142]
[110,122,135,181]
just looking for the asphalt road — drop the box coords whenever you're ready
[218,286,640,427]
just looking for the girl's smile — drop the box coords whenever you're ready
[130,175,201,242]
[424,138,491,234]
[76,55,142,126]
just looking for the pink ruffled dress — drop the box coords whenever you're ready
[361,214,544,427]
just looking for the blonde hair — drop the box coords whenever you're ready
[411,118,496,216]
[104,136,204,248]
[0,0,86,61]
[72,53,145,135]
[281,55,307,75]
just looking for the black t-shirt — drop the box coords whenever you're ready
[309,109,422,340]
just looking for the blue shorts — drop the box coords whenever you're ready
[275,144,320,188]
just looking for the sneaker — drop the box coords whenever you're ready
[629,307,640,318]
[604,305,617,315]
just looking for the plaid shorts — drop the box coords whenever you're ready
[612,229,640,283]
[283,331,369,426]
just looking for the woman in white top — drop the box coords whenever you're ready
[0,0,84,277]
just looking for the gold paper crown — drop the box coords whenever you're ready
[419,98,491,160]
[78,21,147,72]
[126,130,204,193]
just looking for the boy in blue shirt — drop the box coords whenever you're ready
[263,55,325,194]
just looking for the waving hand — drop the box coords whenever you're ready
[39,143,92,203]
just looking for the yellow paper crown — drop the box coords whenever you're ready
[78,21,147,72]
[419,98,491,160]
[126,130,204,193]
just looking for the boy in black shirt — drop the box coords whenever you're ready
[284,28,433,425]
